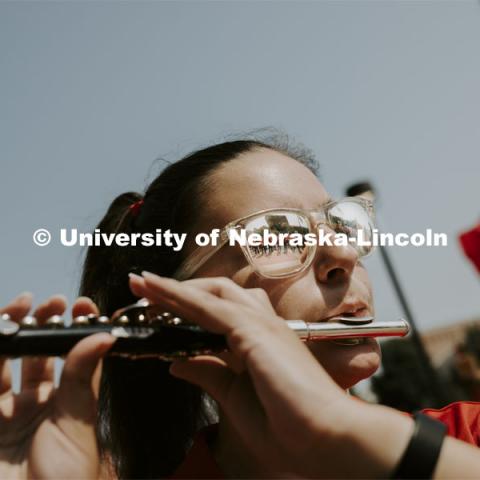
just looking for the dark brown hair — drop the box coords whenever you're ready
[79,136,318,478]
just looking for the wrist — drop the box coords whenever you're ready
[349,402,415,477]
[317,399,414,478]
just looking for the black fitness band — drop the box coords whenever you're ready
[391,412,447,479]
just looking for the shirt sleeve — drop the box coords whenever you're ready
[420,401,480,447]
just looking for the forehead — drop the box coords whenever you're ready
[201,148,329,228]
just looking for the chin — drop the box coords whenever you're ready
[307,338,381,390]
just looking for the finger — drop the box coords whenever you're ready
[244,288,276,314]
[181,277,266,310]
[21,295,67,390]
[129,273,219,323]
[91,358,104,400]
[71,296,100,319]
[54,333,116,452]
[128,273,186,317]
[132,273,279,364]
[170,358,267,445]
[0,291,33,320]
[33,294,67,327]
[71,297,102,398]
[137,272,244,334]
[215,351,246,375]
[131,276,246,372]
[184,279,277,316]
[128,273,151,299]
[142,275,273,315]
[0,292,33,394]
[170,357,235,406]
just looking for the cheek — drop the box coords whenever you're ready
[194,246,247,279]
[232,270,315,320]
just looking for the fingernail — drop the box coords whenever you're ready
[51,294,68,303]
[141,271,156,279]
[77,295,95,304]
[15,292,33,302]
[141,271,176,283]
[128,272,143,281]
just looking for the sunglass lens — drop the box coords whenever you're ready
[244,212,313,277]
[327,201,374,256]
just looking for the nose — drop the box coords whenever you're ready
[312,226,358,284]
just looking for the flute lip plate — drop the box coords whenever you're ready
[325,316,374,325]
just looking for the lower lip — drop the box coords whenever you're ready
[324,308,371,323]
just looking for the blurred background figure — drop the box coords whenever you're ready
[371,325,480,412]
[370,228,480,411]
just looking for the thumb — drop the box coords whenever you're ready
[170,358,268,447]
[54,333,115,445]
[170,357,235,406]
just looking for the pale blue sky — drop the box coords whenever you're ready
[1,0,479,331]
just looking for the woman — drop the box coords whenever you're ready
[1,137,479,478]
[82,138,384,477]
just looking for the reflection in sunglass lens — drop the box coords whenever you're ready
[244,212,312,277]
[327,201,373,257]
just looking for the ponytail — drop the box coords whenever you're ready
[80,191,142,312]
[80,191,209,478]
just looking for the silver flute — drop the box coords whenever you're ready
[0,299,410,359]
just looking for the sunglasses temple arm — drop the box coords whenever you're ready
[174,235,230,280]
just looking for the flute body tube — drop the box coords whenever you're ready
[0,301,409,360]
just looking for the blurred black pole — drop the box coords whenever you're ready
[345,181,449,406]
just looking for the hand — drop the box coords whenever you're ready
[0,293,115,480]
[129,272,357,477]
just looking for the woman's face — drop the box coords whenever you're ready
[190,148,380,389]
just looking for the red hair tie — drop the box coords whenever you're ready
[129,199,144,217]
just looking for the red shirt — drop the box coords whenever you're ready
[171,401,480,479]
[420,401,480,446]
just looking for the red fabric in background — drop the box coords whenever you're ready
[459,224,480,273]
[421,401,480,447]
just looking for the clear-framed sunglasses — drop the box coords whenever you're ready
[174,197,375,280]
